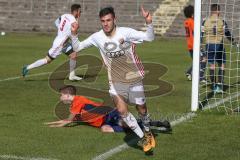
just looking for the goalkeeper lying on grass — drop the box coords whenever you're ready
[44,85,171,133]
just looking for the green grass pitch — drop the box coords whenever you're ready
[0,33,239,160]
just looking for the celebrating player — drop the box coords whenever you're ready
[183,5,206,82]
[202,4,236,93]
[70,6,155,152]
[22,4,82,81]
[44,85,172,133]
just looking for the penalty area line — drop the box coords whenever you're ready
[92,112,197,160]
[0,155,59,160]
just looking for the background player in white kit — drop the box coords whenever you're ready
[71,6,155,152]
[22,4,82,81]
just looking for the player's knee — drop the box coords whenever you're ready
[113,97,128,115]
[117,107,128,116]
[45,56,53,63]
[101,125,114,133]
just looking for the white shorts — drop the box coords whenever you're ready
[48,36,68,59]
[109,81,146,105]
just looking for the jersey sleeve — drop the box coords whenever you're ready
[68,15,77,25]
[54,17,61,28]
[124,23,155,43]
[223,20,234,42]
[71,34,97,52]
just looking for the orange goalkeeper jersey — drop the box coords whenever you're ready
[70,96,105,127]
[184,18,194,51]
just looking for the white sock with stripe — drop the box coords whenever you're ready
[27,58,48,70]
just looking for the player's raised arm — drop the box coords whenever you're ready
[124,5,154,43]
[141,5,152,25]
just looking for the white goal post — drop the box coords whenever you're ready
[191,0,201,111]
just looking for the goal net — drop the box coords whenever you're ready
[193,0,240,113]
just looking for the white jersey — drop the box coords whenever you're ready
[72,24,154,84]
[56,14,77,40]
[48,14,77,59]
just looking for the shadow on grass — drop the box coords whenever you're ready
[122,128,172,156]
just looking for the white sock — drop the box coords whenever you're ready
[27,58,48,70]
[69,59,77,77]
[122,112,144,138]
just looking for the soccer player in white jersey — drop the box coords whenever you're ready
[22,4,82,81]
[71,6,155,152]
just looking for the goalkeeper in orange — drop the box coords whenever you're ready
[183,5,206,82]
[44,85,171,133]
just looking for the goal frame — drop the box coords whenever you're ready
[191,0,202,111]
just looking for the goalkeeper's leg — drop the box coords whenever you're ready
[216,63,225,93]
[200,54,207,82]
[185,50,193,81]
[209,64,216,90]
[216,49,226,92]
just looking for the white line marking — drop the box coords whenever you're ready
[0,72,51,82]
[92,112,197,160]
[170,112,196,126]
[0,155,59,160]
[203,92,240,110]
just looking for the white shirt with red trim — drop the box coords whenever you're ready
[57,14,77,40]
[72,24,154,84]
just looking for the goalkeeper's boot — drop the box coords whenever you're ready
[138,134,153,152]
[22,65,29,77]
[161,120,172,132]
[212,84,217,93]
[185,73,192,81]
[215,84,223,94]
[150,120,172,132]
[200,78,207,84]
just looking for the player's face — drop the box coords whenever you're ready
[75,9,81,19]
[100,14,116,35]
[60,93,72,104]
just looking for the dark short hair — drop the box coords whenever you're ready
[71,4,81,13]
[59,85,77,95]
[184,5,194,18]
[211,4,220,11]
[99,6,115,18]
